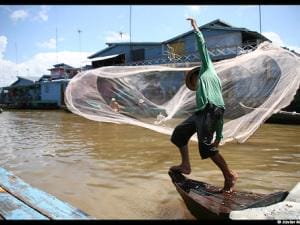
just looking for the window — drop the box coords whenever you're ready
[131,48,145,62]
[169,41,185,56]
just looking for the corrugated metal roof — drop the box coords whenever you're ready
[54,63,73,68]
[8,76,40,87]
[88,43,161,59]
[17,76,40,81]
[106,42,160,46]
[84,54,121,62]
[163,19,253,44]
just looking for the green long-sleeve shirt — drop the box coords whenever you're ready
[194,30,225,140]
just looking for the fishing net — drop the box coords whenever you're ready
[65,42,300,144]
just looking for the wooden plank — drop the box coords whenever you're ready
[241,191,289,210]
[189,190,232,215]
[0,167,93,219]
[190,186,265,211]
[0,193,48,220]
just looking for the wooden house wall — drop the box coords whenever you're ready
[40,82,62,106]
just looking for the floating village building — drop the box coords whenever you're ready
[87,19,268,66]
[0,64,79,109]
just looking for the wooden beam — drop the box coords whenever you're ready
[0,193,48,220]
[0,167,93,219]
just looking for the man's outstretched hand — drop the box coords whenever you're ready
[186,17,199,31]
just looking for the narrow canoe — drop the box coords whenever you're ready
[168,170,288,220]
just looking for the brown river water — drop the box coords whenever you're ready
[0,110,299,219]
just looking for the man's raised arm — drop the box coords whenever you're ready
[186,17,210,70]
[186,17,200,32]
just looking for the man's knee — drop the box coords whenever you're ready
[198,141,219,159]
[171,126,187,148]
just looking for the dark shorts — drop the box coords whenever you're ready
[170,103,224,159]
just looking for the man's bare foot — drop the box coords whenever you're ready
[222,170,238,193]
[170,165,191,174]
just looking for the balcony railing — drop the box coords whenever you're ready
[122,41,259,66]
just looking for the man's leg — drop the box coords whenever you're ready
[170,115,196,174]
[210,152,238,192]
[170,144,191,174]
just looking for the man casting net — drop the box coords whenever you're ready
[65,40,300,145]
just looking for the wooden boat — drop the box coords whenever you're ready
[0,167,93,220]
[267,112,300,124]
[168,170,289,220]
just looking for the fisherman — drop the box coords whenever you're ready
[110,98,121,113]
[170,17,238,193]
[154,112,166,125]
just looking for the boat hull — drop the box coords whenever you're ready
[168,170,288,220]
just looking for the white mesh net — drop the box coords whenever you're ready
[65,42,300,144]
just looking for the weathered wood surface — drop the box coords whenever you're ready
[0,167,93,220]
[168,170,289,219]
[0,192,48,220]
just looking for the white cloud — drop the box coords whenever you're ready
[263,32,284,46]
[10,9,29,22]
[36,37,64,49]
[8,6,50,23]
[104,31,130,43]
[36,38,57,49]
[0,36,16,87]
[0,6,12,13]
[184,5,205,19]
[35,5,50,22]
[185,6,201,12]
[263,31,300,54]
[184,5,205,18]
[0,50,93,87]
[0,36,8,59]
[0,36,90,87]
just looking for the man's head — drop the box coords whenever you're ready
[185,66,200,91]
[138,99,144,104]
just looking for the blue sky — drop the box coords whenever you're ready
[0,5,299,87]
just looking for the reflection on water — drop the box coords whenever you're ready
[0,110,299,219]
